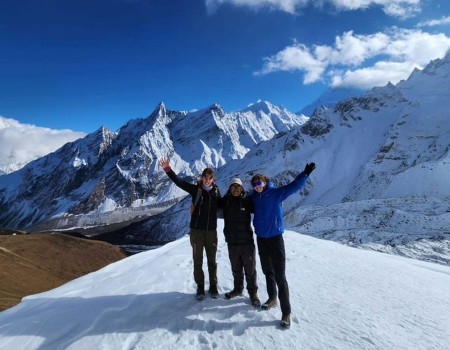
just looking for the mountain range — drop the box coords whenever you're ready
[0,101,307,229]
[0,53,449,263]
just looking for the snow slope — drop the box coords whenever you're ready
[0,220,449,350]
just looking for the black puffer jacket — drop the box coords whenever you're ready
[218,192,254,245]
[166,169,220,231]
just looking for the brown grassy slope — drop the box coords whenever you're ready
[0,233,127,311]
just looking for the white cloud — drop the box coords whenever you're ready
[330,60,420,88]
[256,42,327,83]
[0,116,86,174]
[256,28,450,89]
[417,16,450,27]
[205,0,306,14]
[329,0,421,18]
[205,0,422,18]
[375,0,421,18]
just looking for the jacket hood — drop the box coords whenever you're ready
[266,181,275,189]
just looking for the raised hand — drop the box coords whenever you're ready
[159,157,170,170]
[304,162,316,176]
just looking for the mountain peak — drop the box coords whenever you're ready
[94,125,112,134]
[301,104,333,137]
[422,53,450,75]
[207,103,225,118]
[149,102,167,119]
[242,100,281,114]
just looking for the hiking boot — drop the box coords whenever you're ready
[224,289,243,300]
[280,314,291,329]
[208,287,219,299]
[196,286,205,301]
[261,298,277,310]
[249,293,261,308]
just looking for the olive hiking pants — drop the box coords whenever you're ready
[190,229,218,291]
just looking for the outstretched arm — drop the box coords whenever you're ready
[278,162,316,201]
[159,157,197,194]
[303,162,316,176]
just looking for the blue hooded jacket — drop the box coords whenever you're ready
[249,172,308,238]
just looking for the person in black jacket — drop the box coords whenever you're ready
[159,157,221,300]
[219,178,260,307]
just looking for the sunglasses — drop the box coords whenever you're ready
[252,180,264,188]
[230,184,242,189]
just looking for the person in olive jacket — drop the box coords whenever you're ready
[159,157,221,301]
[218,178,260,307]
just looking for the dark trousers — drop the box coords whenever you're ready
[257,235,291,316]
[190,229,218,290]
[227,243,258,294]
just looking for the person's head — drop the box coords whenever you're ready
[201,168,215,187]
[250,174,269,193]
[228,178,244,197]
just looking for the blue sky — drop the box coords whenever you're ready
[1,0,449,133]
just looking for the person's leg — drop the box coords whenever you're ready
[257,237,277,302]
[270,235,291,316]
[190,229,205,293]
[228,244,244,292]
[205,230,218,292]
[243,243,260,306]
[243,243,258,294]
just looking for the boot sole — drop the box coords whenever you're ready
[224,293,242,300]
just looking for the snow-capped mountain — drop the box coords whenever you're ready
[116,53,450,264]
[0,101,307,229]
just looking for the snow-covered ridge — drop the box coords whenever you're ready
[286,196,450,265]
[0,221,449,349]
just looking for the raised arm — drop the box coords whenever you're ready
[278,162,316,202]
[159,157,197,194]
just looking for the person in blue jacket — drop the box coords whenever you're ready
[249,162,316,329]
